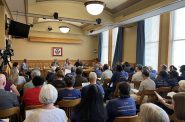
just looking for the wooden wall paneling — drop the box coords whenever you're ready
[29,36,82,44]
[108,29,113,66]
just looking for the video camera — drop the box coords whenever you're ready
[0,39,14,71]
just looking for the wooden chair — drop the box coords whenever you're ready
[25,104,44,110]
[172,86,179,92]
[113,115,139,122]
[0,107,21,122]
[58,99,81,118]
[157,87,171,98]
[138,90,156,105]
[132,81,141,89]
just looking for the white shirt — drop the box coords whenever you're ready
[139,78,156,92]
[24,108,67,122]
[131,71,143,82]
[17,76,26,85]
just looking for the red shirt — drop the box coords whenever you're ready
[22,87,42,107]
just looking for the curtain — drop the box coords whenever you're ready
[112,27,124,67]
[98,33,103,62]
[136,20,145,65]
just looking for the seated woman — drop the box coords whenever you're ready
[140,103,170,122]
[22,76,44,107]
[155,71,169,88]
[71,84,107,122]
[24,84,67,122]
[106,82,136,122]
[57,74,81,101]
[168,70,179,87]
[51,70,65,89]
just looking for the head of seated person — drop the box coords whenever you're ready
[55,67,61,73]
[76,67,83,76]
[32,76,45,87]
[89,72,97,84]
[173,93,185,121]
[180,65,185,74]
[103,64,109,71]
[31,69,41,79]
[0,73,6,89]
[135,64,143,72]
[178,80,185,92]
[140,103,170,122]
[116,65,123,72]
[64,74,75,88]
[160,64,168,72]
[119,82,130,98]
[56,70,64,80]
[142,69,150,80]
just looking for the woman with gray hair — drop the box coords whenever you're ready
[140,103,170,122]
[24,84,67,122]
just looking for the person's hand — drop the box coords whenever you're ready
[158,97,166,104]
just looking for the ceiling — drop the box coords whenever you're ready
[3,0,185,35]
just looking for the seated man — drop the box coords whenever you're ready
[22,76,44,107]
[101,64,113,83]
[132,69,156,102]
[74,67,88,87]
[155,71,169,88]
[81,72,104,97]
[51,70,65,89]
[0,73,19,109]
[131,64,143,82]
[58,74,81,101]
[106,82,136,122]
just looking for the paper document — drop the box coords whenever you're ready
[82,82,90,87]
[131,88,139,93]
[64,69,71,75]
[167,92,176,98]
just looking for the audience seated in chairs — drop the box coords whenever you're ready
[81,72,104,98]
[24,84,67,122]
[51,70,65,90]
[131,64,143,82]
[23,69,41,92]
[57,74,81,101]
[0,73,19,109]
[101,64,113,83]
[74,67,88,87]
[71,84,107,122]
[22,76,44,107]
[140,103,170,122]
[155,71,169,88]
[46,66,57,84]
[106,82,136,122]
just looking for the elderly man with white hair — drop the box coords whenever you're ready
[81,72,104,97]
[0,73,19,109]
[24,84,67,122]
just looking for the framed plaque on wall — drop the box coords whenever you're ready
[52,47,62,56]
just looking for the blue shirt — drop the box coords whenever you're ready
[81,84,104,98]
[106,97,136,122]
[111,71,128,89]
[58,89,81,101]
[154,76,169,88]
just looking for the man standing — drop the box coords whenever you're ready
[0,73,19,109]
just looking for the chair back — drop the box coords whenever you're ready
[157,87,171,98]
[113,115,139,122]
[25,104,44,110]
[58,99,81,118]
[132,81,141,89]
[139,90,156,105]
[172,86,179,92]
[0,107,21,121]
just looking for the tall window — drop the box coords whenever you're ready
[145,15,160,70]
[172,7,185,67]
[112,27,119,61]
[101,30,109,65]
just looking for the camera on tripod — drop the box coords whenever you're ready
[0,39,14,71]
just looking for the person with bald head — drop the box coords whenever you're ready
[0,73,19,109]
